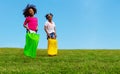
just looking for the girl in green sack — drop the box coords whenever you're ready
[23,4,38,33]
[23,4,39,58]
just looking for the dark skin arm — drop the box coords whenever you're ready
[23,24,38,32]
[44,24,57,39]
[23,24,29,31]
[36,25,38,32]
[54,27,57,39]
[44,26,51,38]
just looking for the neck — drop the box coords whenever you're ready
[48,20,52,23]
[30,15,34,17]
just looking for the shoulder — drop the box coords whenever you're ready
[34,17,38,22]
[26,16,30,19]
[52,21,56,26]
[25,16,30,20]
[45,21,49,26]
[34,17,38,19]
[45,21,48,24]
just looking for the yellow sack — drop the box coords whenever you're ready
[48,39,58,56]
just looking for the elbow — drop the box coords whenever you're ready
[23,24,26,28]
[44,26,46,31]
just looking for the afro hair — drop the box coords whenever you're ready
[23,4,37,17]
[45,13,53,19]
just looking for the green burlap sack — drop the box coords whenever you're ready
[24,33,40,58]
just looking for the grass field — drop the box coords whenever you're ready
[0,48,120,74]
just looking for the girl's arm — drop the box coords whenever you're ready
[23,17,29,30]
[36,25,38,30]
[23,25,29,30]
[36,25,38,32]
[54,27,57,38]
[44,26,51,38]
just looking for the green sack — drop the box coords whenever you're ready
[24,33,40,58]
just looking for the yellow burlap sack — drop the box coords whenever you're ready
[47,39,58,56]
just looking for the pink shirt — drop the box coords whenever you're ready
[24,16,38,31]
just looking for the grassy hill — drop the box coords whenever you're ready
[0,48,120,74]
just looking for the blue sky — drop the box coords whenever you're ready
[0,0,120,49]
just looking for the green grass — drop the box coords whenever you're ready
[0,48,120,74]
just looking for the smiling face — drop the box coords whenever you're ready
[47,15,53,22]
[28,8,34,16]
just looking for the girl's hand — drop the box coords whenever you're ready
[53,32,57,39]
[24,25,29,31]
[36,26,38,31]
[55,34,57,39]
[47,33,51,38]
[36,28,38,32]
[26,27,29,31]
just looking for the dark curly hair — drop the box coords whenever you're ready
[45,13,53,19]
[23,4,37,17]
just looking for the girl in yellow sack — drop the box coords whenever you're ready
[44,13,58,56]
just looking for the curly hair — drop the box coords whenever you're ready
[23,4,37,17]
[45,13,53,19]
